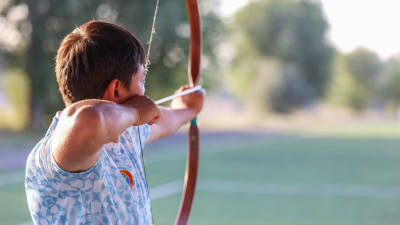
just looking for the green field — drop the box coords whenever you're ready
[1,133,400,225]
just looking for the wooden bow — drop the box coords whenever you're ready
[174,0,202,224]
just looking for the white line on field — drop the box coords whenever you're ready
[147,179,400,200]
[16,222,33,225]
[145,133,323,164]
[149,180,183,200]
[197,179,400,198]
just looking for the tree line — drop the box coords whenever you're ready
[228,0,400,114]
[0,0,399,131]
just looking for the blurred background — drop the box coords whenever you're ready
[1,0,400,224]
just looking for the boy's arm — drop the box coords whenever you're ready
[51,96,162,173]
[148,85,204,143]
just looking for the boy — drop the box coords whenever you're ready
[25,21,204,225]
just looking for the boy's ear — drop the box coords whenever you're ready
[105,78,122,103]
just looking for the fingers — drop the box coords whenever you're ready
[175,84,192,94]
[124,95,163,126]
[194,88,206,96]
[147,117,159,125]
[182,84,191,91]
[147,118,157,125]
[147,108,163,125]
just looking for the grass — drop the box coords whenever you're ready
[153,192,400,225]
[0,183,32,225]
[1,132,400,224]
[148,136,400,225]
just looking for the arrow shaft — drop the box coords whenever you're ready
[154,85,202,105]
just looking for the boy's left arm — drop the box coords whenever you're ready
[147,85,204,143]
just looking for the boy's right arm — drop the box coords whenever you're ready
[51,96,162,173]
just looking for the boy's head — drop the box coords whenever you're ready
[56,21,146,106]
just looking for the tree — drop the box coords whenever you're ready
[326,48,382,111]
[230,0,333,113]
[345,48,382,110]
[382,55,400,111]
[345,48,382,92]
[326,51,369,111]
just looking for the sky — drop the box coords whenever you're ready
[219,0,400,60]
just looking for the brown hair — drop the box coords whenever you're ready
[55,21,146,106]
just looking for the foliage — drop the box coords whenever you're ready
[268,65,316,113]
[235,0,333,95]
[326,52,369,111]
[327,48,382,111]
[0,69,30,130]
[345,47,382,92]
[230,0,333,113]
[382,55,400,110]
[233,57,316,113]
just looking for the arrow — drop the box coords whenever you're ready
[154,85,204,105]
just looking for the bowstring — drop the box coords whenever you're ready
[137,126,155,225]
[144,0,160,75]
[141,2,160,224]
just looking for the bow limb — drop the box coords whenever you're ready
[174,0,202,225]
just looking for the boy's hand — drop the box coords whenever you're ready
[170,85,205,114]
[122,95,163,125]
[147,85,205,143]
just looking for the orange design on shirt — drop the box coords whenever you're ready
[120,170,133,190]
